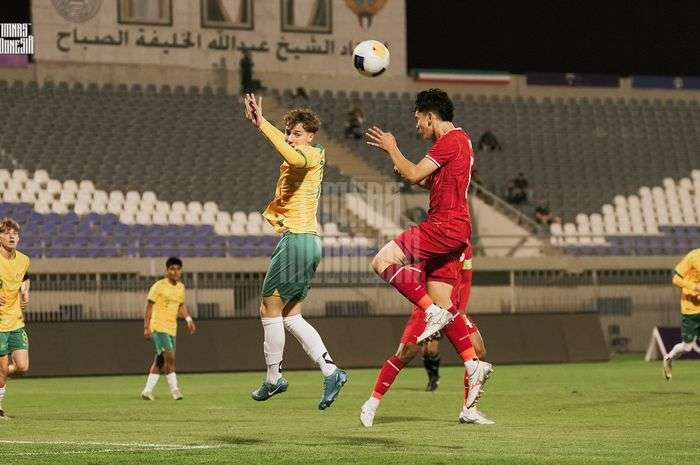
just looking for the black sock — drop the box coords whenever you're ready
[423,355,440,379]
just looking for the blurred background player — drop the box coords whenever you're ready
[663,248,700,380]
[243,94,347,410]
[0,218,31,420]
[365,88,491,411]
[359,249,493,427]
[141,257,196,401]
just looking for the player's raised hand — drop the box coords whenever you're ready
[244,93,263,127]
[366,126,398,154]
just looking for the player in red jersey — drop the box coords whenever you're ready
[363,89,492,424]
[359,248,494,426]
[423,247,486,392]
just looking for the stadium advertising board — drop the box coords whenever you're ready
[32,0,406,76]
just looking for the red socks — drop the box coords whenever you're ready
[371,355,406,398]
[444,312,476,360]
[380,264,433,310]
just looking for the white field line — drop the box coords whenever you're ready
[0,439,220,455]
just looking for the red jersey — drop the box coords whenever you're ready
[424,128,474,224]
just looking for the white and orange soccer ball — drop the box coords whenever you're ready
[352,40,390,77]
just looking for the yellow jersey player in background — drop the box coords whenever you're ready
[243,93,347,410]
[0,218,31,420]
[141,257,196,400]
[663,248,700,380]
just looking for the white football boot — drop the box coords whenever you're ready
[360,400,377,427]
[141,390,155,401]
[464,360,493,408]
[662,357,672,381]
[417,305,454,343]
[171,388,183,400]
[459,406,495,425]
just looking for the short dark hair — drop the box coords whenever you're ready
[284,108,321,134]
[415,88,454,122]
[166,257,182,268]
[0,217,20,235]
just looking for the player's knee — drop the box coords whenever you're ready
[398,343,420,362]
[13,364,28,376]
[681,342,694,352]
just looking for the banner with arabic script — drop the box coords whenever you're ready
[32,0,406,77]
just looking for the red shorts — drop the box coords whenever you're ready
[394,220,470,286]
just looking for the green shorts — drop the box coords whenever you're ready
[152,331,176,355]
[0,328,29,357]
[262,233,322,301]
[680,313,700,342]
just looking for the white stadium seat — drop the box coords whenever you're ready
[187,201,203,214]
[171,201,187,214]
[33,169,49,185]
[203,201,219,213]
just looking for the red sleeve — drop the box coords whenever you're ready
[425,135,457,167]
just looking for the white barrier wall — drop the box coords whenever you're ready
[32,0,406,77]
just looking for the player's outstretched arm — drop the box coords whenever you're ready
[178,304,196,334]
[367,126,438,184]
[246,93,309,168]
[366,126,438,184]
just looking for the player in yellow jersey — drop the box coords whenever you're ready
[141,257,196,400]
[243,94,347,410]
[0,218,31,420]
[663,248,700,380]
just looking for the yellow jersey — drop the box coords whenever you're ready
[260,120,324,235]
[673,248,700,315]
[0,250,30,332]
[147,278,185,336]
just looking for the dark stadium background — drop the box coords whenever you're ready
[407,0,700,75]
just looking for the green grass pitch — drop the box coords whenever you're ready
[0,356,695,464]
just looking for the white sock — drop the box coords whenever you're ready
[144,374,159,392]
[0,386,5,409]
[166,373,178,391]
[667,341,694,360]
[284,314,337,377]
[364,396,380,410]
[262,316,285,383]
[425,304,443,319]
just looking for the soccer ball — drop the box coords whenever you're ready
[352,40,390,77]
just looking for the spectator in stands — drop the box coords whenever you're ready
[239,51,264,94]
[534,200,561,226]
[505,173,529,205]
[477,129,502,152]
[295,87,309,100]
[344,107,364,139]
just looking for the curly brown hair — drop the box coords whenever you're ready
[283,108,321,134]
[0,217,21,235]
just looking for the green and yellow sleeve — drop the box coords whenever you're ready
[259,120,307,168]
[147,282,159,303]
[673,252,698,291]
